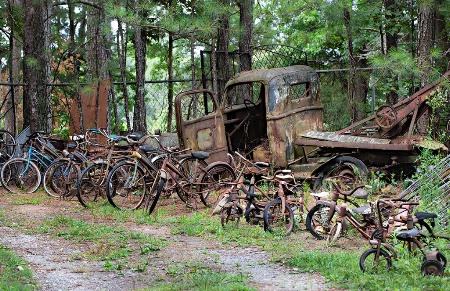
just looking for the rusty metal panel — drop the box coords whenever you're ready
[263,68,323,167]
[302,131,391,144]
[295,137,414,151]
[69,79,109,137]
[175,89,228,163]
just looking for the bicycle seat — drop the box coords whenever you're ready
[394,227,420,240]
[67,141,77,149]
[262,170,294,182]
[139,144,156,153]
[128,132,144,141]
[191,151,209,160]
[352,188,369,199]
[350,205,372,215]
[414,212,437,220]
[70,135,84,141]
[275,173,294,182]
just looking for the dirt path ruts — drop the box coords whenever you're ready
[0,200,331,290]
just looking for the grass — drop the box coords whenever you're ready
[1,191,449,290]
[288,248,450,291]
[145,269,254,291]
[25,214,167,272]
[0,245,37,290]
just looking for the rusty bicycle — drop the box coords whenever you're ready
[217,151,271,227]
[359,198,449,276]
[106,134,236,214]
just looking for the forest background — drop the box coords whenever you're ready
[0,0,449,145]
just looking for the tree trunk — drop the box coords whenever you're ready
[68,0,84,134]
[238,0,253,72]
[86,3,110,129]
[211,32,218,98]
[416,2,434,134]
[217,6,230,100]
[23,0,52,133]
[6,0,21,135]
[382,0,399,105]
[133,0,147,133]
[117,18,131,132]
[167,32,174,132]
[236,0,253,104]
[344,8,368,123]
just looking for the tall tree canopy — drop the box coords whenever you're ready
[0,0,448,138]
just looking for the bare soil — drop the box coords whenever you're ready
[0,192,349,291]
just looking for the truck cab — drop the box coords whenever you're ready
[175,65,323,167]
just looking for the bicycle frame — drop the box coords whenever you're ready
[158,157,207,202]
[21,145,54,176]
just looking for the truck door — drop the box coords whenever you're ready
[175,89,228,163]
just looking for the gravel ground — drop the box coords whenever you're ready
[0,197,334,291]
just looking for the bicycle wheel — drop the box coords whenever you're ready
[176,157,208,203]
[1,158,41,193]
[199,163,236,207]
[77,162,110,208]
[106,161,150,210]
[245,206,263,225]
[359,248,392,273]
[326,220,342,246]
[145,175,164,215]
[0,130,17,164]
[306,204,337,240]
[263,198,294,236]
[421,259,444,276]
[43,159,80,198]
[220,204,243,227]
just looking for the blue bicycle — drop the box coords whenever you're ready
[0,132,60,194]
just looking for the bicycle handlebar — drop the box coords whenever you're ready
[325,178,368,196]
[234,151,269,170]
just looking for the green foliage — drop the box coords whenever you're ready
[427,84,450,144]
[11,195,44,205]
[369,48,420,100]
[0,246,36,290]
[319,73,352,130]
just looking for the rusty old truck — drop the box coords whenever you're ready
[174,65,448,189]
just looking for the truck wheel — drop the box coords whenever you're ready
[313,156,368,191]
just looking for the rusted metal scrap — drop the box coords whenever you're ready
[174,65,448,183]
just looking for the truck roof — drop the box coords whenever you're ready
[225,65,317,86]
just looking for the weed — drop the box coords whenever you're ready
[11,196,43,205]
[149,269,254,291]
[0,245,37,290]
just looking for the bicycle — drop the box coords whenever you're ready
[0,132,61,194]
[359,198,448,276]
[42,143,87,198]
[218,152,270,227]
[135,138,236,215]
[0,129,17,164]
[306,178,375,242]
[77,130,158,208]
[262,169,305,236]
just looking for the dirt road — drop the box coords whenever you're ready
[0,194,333,290]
